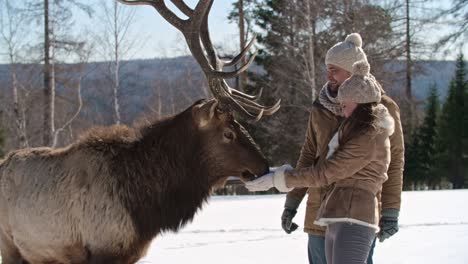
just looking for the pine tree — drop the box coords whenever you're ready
[404,132,424,189]
[464,56,468,187]
[417,85,440,189]
[242,0,314,165]
[463,57,468,188]
[437,53,466,189]
[236,0,398,165]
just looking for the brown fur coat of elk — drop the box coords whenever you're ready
[0,0,281,263]
[0,99,270,263]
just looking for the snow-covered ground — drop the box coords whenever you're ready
[0,190,465,263]
[138,190,468,264]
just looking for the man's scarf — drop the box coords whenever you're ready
[319,83,342,116]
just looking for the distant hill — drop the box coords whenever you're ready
[0,57,458,125]
[383,60,456,100]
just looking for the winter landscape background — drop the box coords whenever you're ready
[0,0,466,263]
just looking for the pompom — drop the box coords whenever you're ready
[345,33,362,48]
[352,60,370,76]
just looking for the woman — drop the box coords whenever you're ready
[246,60,395,264]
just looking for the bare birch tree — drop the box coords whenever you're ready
[24,0,92,146]
[51,46,92,148]
[431,0,467,53]
[381,0,433,136]
[93,0,141,125]
[238,0,247,92]
[0,0,30,148]
[228,0,258,92]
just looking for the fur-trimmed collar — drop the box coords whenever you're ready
[326,104,394,159]
[374,104,395,136]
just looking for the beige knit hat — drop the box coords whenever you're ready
[325,33,367,72]
[337,60,382,104]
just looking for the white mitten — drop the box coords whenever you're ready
[245,172,274,192]
[272,164,294,192]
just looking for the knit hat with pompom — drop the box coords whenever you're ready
[337,60,382,104]
[325,33,367,72]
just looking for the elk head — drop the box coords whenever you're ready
[116,0,281,185]
[192,99,269,186]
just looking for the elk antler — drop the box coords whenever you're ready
[116,0,280,120]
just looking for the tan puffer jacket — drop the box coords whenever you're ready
[285,99,341,235]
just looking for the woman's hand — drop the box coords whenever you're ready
[244,171,275,191]
[245,164,294,192]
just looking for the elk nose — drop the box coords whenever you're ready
[261,159,270,175]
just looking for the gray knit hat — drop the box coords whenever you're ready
[337,60,382,104]
[325,33,367,72]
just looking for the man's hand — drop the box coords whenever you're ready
[281,208,299,234]
[378,208,400,242]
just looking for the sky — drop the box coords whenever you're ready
[81,0,465,61]
[80,0,241,60]
[1,0,466,64]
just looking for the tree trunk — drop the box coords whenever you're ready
[158,85,162,118]
[305,0,317,101]
[112,2,121,125]
[51,41,56,144]
[43,0,52,146]
[238,0,246,92]
[11,65,28,148]
[51,77,83,148]
[451,159,464,189]
[405,0,416,133]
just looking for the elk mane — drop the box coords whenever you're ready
[71,101,212,242]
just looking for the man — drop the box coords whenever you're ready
[281,33,404,264]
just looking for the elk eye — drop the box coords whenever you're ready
[224,131,235,140]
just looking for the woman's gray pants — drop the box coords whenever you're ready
[325,222,376,264]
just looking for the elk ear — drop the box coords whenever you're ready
[193,99,219,128]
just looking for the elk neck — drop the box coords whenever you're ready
[116,108,213,241]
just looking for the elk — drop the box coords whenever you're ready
[0,0,280,263]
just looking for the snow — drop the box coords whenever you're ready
[0,190,466,263]
[137,190,468,264]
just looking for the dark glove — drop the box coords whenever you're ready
[378,208,399,242]
[281,208,299,234]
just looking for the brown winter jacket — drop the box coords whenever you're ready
[285,104,395,229]
[285,94,404,235]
